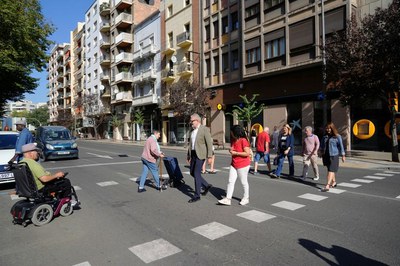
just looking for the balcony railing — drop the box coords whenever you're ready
[115,0,133,10]
[133,68,157,84]
[100,22,110,32]
[115,32,133,47]
[133,44,157,61]
[112,91,133,103]
[100,38,110,48]
[132,93,159,106]
[100,3,110,16]
[114,72,133,83]
[100,55,111,65]
[176,32,192,48]
[115,52,133,64]
[115,13,132,28]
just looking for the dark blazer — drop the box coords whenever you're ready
[278,133,294,156]
[187,125,213,160]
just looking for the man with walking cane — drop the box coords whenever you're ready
[137,130,165,192]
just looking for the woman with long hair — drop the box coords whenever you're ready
[218,125,251,206]
[270,124,294,178]
[319,122,346,192]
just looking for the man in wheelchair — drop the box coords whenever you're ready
[10,143,80,226]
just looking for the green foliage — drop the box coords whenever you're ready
[132,109,145,125]
[227,94,265,132]
[325,0,400,107]
[27,106,48,127]
[111,115,122,127]
[0,0,54,113]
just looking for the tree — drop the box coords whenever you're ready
[0,0,54,114]
[228,94,265,137]
[325,0,400,161]
[57,110,74,129]
[132,108,145,140]
[26,106,48,127]
[167,79,210,121]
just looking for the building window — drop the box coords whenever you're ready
[205,58,211,77]
[93,21,97,31]
[168,32,173,48]
[185,0,190,6]
[246,48,261,64]
[222,16,229,34]
[168,5,173,17]
[205,24,210,41]
[232,49,239,70]
[245,4,259,19]
[94,53,98,63]
[222,52,229,72]
[264,0,284,9]
[264,28,285,59]
[289,18,314,51]
[213,55,219,75]
[213,20,219,39]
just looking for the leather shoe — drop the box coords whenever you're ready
[188,197,200,203]
[201,184,213,196]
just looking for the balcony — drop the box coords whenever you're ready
[100,22,110,32]
[57,73,63,82]
[100,38,110,48]
[100,3,110,16]
[132,68,157,84]
[176,32,192,48]
[101,88,111,98]
[133,44,157,61]
[115,13,132,29]
[115,32,133,47]
[75,46,82,54]
[178,61,193,77]
[161,69,176,82]
[115,52,133,65]
[115,0,132,11]
[114,72,133,83]
[100,55,111,66]
[112,91,133,104]
[162,45,176,55]
[100,73,110,82]
[132,93,159,107]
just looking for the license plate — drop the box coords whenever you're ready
[0,172,14,179]
[58,151,70,155]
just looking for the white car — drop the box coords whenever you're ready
[0,131,18,184]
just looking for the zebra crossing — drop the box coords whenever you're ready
[7,168,397,265]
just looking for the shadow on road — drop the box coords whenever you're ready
[298,238,388,266]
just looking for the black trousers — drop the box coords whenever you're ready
[40,178,72,198]
[190,151,209,198]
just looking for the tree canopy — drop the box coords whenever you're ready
[0,0,54,113]
[325,0,400,107]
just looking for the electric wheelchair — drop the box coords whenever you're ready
[9,162,80,227]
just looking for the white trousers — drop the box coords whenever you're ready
[302,154,319,177]
[226,165,250,200]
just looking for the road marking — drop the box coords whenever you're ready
[72,262,91,266]
[183,171,191,175]
[47,161,140,171]
[96,181,119,187]
[396,195,400,199]
[326,188,346,194]
[222,167,230,170]
[384,170,400,174]
[73,186,82,191]
[10,194,20,200]
[129,238,182,264]
[236,210,276,223]
[87,152,113,159]
[272,201,305,211]
[298,193,328,201]
[338,182,361,188]
[191,221,237,240]
[351,178,375,183]
[130,177,138,182]
[373,173,393,177]
[363,175,386,180]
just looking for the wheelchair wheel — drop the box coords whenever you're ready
[60,202,73,217]
[31,204,53,226]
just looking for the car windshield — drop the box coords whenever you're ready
[0,134,18,150]
[44,130,72,141]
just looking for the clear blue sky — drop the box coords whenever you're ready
[24,0,94,104]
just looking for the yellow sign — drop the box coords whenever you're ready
[217,103,223,110]
[384,118,400,140]
[352,119,375,140]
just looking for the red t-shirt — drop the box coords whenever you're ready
[256,131,270,152]
[231,138,251,169]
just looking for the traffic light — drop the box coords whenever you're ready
[389,92,398,112]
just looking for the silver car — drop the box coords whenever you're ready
[0,131,18,184]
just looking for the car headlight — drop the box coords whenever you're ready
[71,142,78,148]
[46,144,55,150]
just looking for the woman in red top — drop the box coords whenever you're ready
[218,125,251,206]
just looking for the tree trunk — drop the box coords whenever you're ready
[390,109,399,162]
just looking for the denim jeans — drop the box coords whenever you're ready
[275,153,294,177]
[139,158,160,188]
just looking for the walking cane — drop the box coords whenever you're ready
[159,158,163,193]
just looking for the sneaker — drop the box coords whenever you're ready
[239,198,249,206]
[300,176,306,181]
[313,176,320,181]
[252,171,259,175]
[138,187,147,193]
[218,197,231,206]
[270,173,277,178]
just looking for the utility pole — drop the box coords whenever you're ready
[321,0,328,127]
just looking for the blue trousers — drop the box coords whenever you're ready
[139,158,160,188]
[190,151,209,198]
[275,153,294,177]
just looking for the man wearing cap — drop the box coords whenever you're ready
[20,143,76,200]
[10,120,34,163]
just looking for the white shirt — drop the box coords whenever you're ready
[191,126,199,150]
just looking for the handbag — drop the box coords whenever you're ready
[273,155,279,166]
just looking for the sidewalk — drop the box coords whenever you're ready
[80,138,400,170]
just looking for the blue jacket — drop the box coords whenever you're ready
[278,133,294,156]
[320,134,345,157]
[15,128,34,155]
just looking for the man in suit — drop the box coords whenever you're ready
[187,113,213,203]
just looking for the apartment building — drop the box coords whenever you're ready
[132,11,162,140]
[4,101,45,116]
[160,0,201,144]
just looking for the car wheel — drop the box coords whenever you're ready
[31,204,53,226]
[39,152,47,162]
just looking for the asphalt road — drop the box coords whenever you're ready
[0,140,399,266]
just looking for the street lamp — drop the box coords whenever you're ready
[321,0,328,126]
[27,118,42,127]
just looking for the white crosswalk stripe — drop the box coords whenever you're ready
[326,188,346,194]
[191,222,237,240]
[236,210,276,223]
[96,181,119,187]
[272,201,305,211]
[374,173,393,177]
[298,193,328,201]
[337,182,361,188]
[351,178,375,183]
[73,186,82,191]
[72,262,91,266]
[363,175,386,180]
[129,238,182,264]
[384,170,400,174]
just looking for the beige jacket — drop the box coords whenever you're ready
[187,125,213,160]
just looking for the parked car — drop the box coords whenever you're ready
[0,131,18,184]
[35,126,79,161]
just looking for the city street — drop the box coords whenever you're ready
[0,140,399,265]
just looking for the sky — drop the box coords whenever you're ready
[24,0,95,104]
